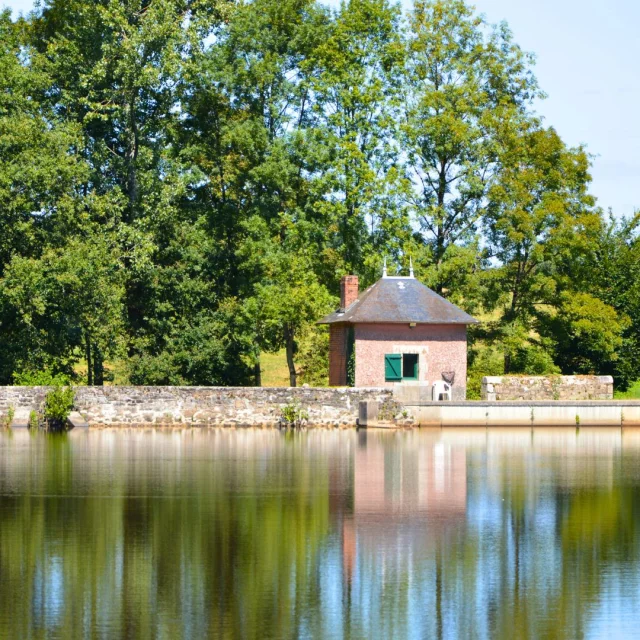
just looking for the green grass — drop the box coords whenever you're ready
[74,360,128,385]
[260,350,290,387]
[615,380,640,399]
[72,353,292,387]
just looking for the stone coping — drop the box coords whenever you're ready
[481,375,614,383]
[405,400,640,407]
[0,385,390,389]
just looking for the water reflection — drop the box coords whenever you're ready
[0,428,639,639]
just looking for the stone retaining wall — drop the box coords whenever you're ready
[0,386,394,428]
[481,376,614,401]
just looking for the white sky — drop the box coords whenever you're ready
[3,0,639,216]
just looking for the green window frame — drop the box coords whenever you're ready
[402,353,419,381]
[385,353,419,382]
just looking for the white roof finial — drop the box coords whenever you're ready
[383,257,388,278]
[409,256,414,278]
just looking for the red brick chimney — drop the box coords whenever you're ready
[340,275,359,311]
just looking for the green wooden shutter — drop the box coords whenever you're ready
[385,354,402,382]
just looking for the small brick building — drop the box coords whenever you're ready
[318,271,478,399]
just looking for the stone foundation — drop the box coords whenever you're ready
[0,386,394,428]
[481,376,614,401]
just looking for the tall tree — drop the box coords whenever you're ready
[240,216,335,386]
[0,10,87,271]
[179,0,335,384]
[586,213,640,388]
[484,125,606,372]
[28,0,234,383]
[32,0,223,219]
[0,10,100,382]
[0,235,125,383]
[401,0,540,294]
[309,0,407,280]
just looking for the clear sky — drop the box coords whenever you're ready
[3,0,639,216]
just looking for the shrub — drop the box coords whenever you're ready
[466,339,561,400]
[466,346,504,400]
[2,405,15,429]
[298,327,330,387]
[44,386,75,431]
[279,400,309,428]
[346,345,355,387]
[13,370,71,386]
[29,410,39,430]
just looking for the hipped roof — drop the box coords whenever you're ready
[318,276,478,325]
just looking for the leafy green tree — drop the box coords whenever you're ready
[179,0,329,292]
[484,125,602,372]
[29,0,232,384]
[585,213,640,388]
[127,297,255,385]
[537,292,627,375]
[400,0,540,294]
[0,10,88,271]
[486,127,596,320]
[0,236,125,384]
[251,277,334,387]
[0,10,108,382]
[243,226,336,386]
[309,0,406,278]
[32,0,223,219]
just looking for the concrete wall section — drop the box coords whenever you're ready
[354,324,468,399]
[482,375,614,401]
[623,405,640,426]
[0,386,394,428]
[409,401,640,427]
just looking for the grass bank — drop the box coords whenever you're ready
[615,380,640,399]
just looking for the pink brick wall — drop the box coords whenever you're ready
[354,324,468,398]
[329,324,348,386]
[340,275,359,310]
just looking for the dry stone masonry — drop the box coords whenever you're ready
[0,386,395,428]
[481,376,614,402]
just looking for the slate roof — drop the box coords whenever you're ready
[318,277,479,325]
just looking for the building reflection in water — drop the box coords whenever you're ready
[341,431,467,583]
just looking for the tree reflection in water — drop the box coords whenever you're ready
[0,428,639,639]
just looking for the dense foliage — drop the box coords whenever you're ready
[0,0,637,387]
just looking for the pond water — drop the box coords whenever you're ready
[1,428,639,639]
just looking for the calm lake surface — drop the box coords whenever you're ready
[1,428,640,639]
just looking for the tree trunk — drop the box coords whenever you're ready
[254,355,262,387]
[126,92,139,220]
[93,345,104,386]
[85,336,93,386]
[285,326,297,387]
[504,288,519,374]
[435,156,448,294]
